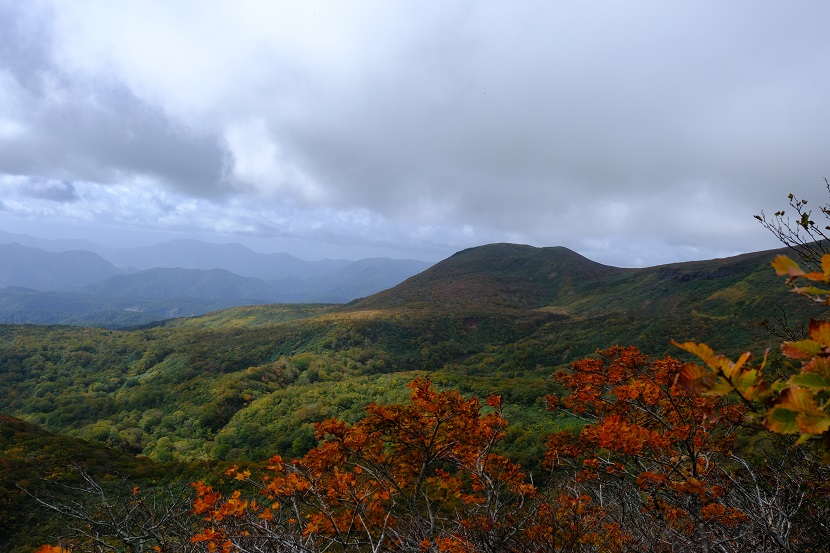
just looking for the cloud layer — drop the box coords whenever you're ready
[1,1,828,264]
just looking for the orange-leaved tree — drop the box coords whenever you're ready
[190,378,543,552]
[544,345,808,551]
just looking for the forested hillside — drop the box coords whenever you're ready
[2,243,829,551]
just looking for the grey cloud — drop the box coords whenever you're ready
[0,77,227,196]
[1,1,829,264]
[25,178,79,202]
[0,4,227,197]
[0,1,54,90]
[281,2,830,225]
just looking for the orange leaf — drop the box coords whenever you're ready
[676,363,714,395]
[782,339,822,360]
[808,319,830,346]
[777,386,820,413]
[673,341,716,367]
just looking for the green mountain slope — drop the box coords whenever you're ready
[352,244,623,311]
[0,243,820,470]
[0,414,192,552]
[351,243,799,319]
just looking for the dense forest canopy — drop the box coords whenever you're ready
[2,229,830,551]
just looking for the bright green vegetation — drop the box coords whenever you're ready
[0,244,817,466]
[0,243,823,550]
[0,305,558,463]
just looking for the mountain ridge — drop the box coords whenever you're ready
[346,242,790,319]
[0,238,808,331]
[0,243,123,289]
[0,236,433,326]
[97,238,354,279]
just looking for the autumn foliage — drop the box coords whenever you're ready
[546,347,755,550]
[190,378,547,552]
[676,254,830,452]
[185,352,830,552]
[38,358,830,552]
[36,254,830,552]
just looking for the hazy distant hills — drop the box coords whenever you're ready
[0,243,122,289]
[303,257,437,303]
[83,267,282,302]
[0,234,433,326]
[0,231,354,279]
[97,238,353,279]
[0,230,103,253]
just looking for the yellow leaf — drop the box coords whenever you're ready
[797,412,830,435]
[723,351,753,380]
[731,368,760,395]
[808,319,830,346]
[789,372,830,390]
[673,341,716,367]
[777,386,820,413]
[772,255,804,277]
[765,406,799,434]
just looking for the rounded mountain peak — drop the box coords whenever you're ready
[348,243,623,312]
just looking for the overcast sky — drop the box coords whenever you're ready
[1,1,828,266]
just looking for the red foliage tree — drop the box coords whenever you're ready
[545,346,807,551]
[190,379,555,552]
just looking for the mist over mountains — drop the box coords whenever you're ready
[0,233,433,327]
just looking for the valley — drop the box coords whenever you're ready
[0,243,816,463]
[1,242,827,551]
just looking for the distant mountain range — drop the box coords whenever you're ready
[0,231,357,279]
[0,235,812,335]
[97,239,353,279]
[0,242,122,289]
[0,234,433,326]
